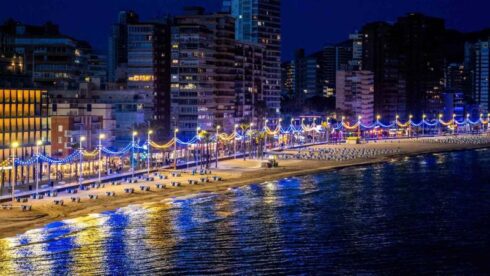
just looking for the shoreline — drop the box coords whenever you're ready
[1,138,489,239]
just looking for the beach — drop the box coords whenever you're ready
[1,135,489,239]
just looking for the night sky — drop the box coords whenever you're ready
[1,0,489,60]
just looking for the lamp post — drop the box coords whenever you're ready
[452,113,457,135]
[98,133,105,184]
[376,115,381,140]
[249,123,254,159]
[466,114,470,134]
[234,124,238,159]
[79,136,85,188]
[408,115,413,137]
[11,141,19,203]
[147,130,152,178]
[35,140,43,196]
[278,118,283,148]
[264,119,268,157]
[174,129,179,170]
[438,114,443,135]
[132,131,137,180]
[357,115,362,139]
[196,127,201,167]
[290,118,294,146]
[215,125,220,168]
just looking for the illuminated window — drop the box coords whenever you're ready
[128,75,154,82]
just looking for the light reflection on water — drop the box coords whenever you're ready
[1,149,490,274]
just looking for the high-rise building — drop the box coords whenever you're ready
[349,32,363,70]
[235,41,265,121]
[281,61,294,97]
[126,20,171,138]
[362,22,406,120]
[465,39,490,113]
[320,44,352,98]
[108,11,139,83]
[1,20,91,89]
[225,0,281,115]
[0,24,30,88]
[171,8,236,137]
[336,70,375,124]
[445,63,469,93]
[393,13,446,118]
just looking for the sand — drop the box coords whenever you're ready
[1,135,489,239]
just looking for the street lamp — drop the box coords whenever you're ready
[78,136,85,188]
[196,127,201,167]
[35,140,43,197]
[452,114,457,135]
[131,131,137,180]
[174,128,179,170]
[215,125,220,168]
[264,119,268,154]
[357,115,362,139]
[147,130,153,178]
[438,114,443,135]
[250,123,254,158]
[11,141,19,203]
[234,124,238,159]
[98,133,105,184]
[422,114,427,136]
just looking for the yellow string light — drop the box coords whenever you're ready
[82,149,99,157]
[150,138,175,149]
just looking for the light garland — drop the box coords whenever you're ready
[6,114,489,167]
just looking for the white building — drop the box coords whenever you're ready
[336,70,375,124]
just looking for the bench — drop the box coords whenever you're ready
[171,182,181,187]
[31,194,44,200]
[71,197,81,203]
[145,177,155,181]
[67,189,77,194]
[54,200,64,206]
[1,204,12,210]
[159,175,168,180]
[140,186,150,192]
[88,194,98,200]
[21,205,32,211]
[80,186,90,191]
[188,180,198,185]
[200,177,209,183]
[171,172,181,177]
[91,183,105,189]
[124,188,135,194]
[106,191,116,197]
[155,184,166,189]
[213,176,222,181]
[16,197,28,203]
[47,191,58,197]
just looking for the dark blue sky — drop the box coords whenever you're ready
[1,0,489,60]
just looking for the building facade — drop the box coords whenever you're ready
[226,0,282,114]
[108,11,140,83]
[362,21,407,120]
[126,20,171,138]
[171,9,236,137]
[0,88,50,191]
[336,70,375,124]
[235,41,265,121]
[465,39,489,113]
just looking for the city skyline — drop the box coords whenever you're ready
[1,0,489,60]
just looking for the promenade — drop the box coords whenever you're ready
[0,134,489,239]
